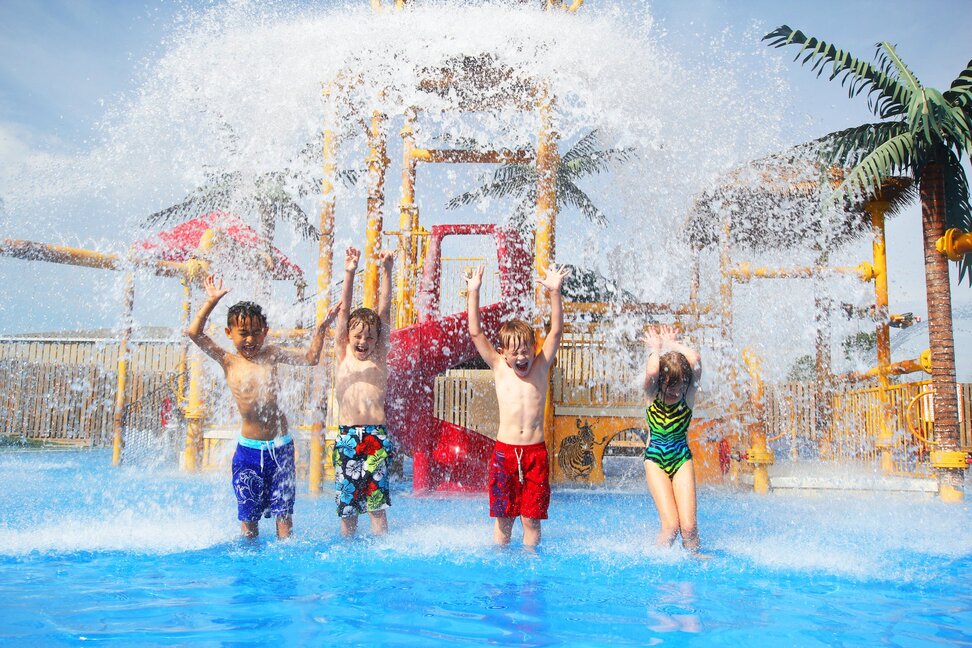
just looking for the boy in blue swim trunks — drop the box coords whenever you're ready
[333,246,396,537]
[186,274,341,539]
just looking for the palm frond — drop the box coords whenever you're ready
[837,131,917,197]
[557,182,607,226]
[560,130,603,164]
[260,195,319,239]
[943,150,972,284]
[884,181,919,218]
[943,149,972,232]
[506,195,537,232]
[445,178,526,209]
[944,59,972,109]
[763,26,912,118]
[560,148,635,179]
[815,121,909,167]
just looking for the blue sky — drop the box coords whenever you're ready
[0,0,970,378]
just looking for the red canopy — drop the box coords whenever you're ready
[131,211,303,281]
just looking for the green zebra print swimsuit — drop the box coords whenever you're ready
[643,398,693,478]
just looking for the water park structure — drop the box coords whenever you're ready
[4,2,972,645]
[1,2,971,504]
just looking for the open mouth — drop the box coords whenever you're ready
[355,345,369,355]
[514,359,530,373]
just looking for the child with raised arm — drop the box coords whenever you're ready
[186,275,341,540]
[642,325,703,552]
[333,246,396,537]
[465,263,571,547]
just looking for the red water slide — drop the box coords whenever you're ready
[385,224,531,493]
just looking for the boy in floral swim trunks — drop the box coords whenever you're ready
[333,246,396,536]
[465,262,571,546]
[186,274,341,539]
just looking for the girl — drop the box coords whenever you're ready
[643,325,703,552]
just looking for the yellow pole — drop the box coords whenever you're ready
[309,84,338,495]
[397,110,418,328]
[183,337,205,472]
[867,200,895,472]
[363,109,388,310]
[535,87,559,298]
[718,210,743,458]
[812,249,833,445]
[111,271,135,466]
[742,348,774,494]
[176,278,191,409]
[535,86,559,450]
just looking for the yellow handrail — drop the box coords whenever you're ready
[905,389,938,446]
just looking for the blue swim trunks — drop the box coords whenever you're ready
[231,434,296,522]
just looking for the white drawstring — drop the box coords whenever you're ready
[515,447,524,484]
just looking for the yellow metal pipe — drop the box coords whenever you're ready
[0,238,189,276]
[111,272,135,467]
[741,348,774,494]
[725,261,875,282]
[309,85,338,495]
[936,228,972,261]
[867,201,895,472]
[182,340,206,472]
[845,351,932,381]
[410,148,534,165]
[535,86,559,308]
[396,112,418,328]
[176,278,191,409]
[535,86,559,446]
[363,109,388,310]
[567,0,584,11]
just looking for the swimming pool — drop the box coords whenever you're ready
[2,450,971,645]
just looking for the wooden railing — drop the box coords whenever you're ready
[0,339,183,446]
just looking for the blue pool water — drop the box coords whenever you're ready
[3,450,972,646]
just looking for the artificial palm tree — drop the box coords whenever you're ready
[764,26,972,461]
[145,169,320,245]
[446,129,633,229]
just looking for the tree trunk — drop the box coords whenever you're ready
[919,161,960,450]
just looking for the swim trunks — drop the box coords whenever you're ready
[644,398,693,479]
[334,424,393,517]
[489,440,550,520]
[231,434,296,522]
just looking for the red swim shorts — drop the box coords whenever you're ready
[488,440,550,520]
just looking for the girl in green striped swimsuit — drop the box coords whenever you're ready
[643,325,703,553]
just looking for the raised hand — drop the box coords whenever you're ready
[345,247,361,273]
[465,265,485,292]
[204,274,229,301]
[643,326,663,353]
[537,263,571,292]
[322,301,343,328]
[378,249,395,269]
[658,324,678,345]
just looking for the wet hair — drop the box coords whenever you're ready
[348,307,382,337]
[226,301,267,329]
[658,351,693,396]
[498,319,535,351]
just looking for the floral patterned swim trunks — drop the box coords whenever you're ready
[334,424,393,517]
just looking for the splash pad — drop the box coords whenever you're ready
[1,1,971,644]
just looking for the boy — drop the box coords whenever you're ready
[465,262,571,546]
[186,274,340,539]
[333,246,395,536]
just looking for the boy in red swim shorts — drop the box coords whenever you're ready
[465,262,571,546]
